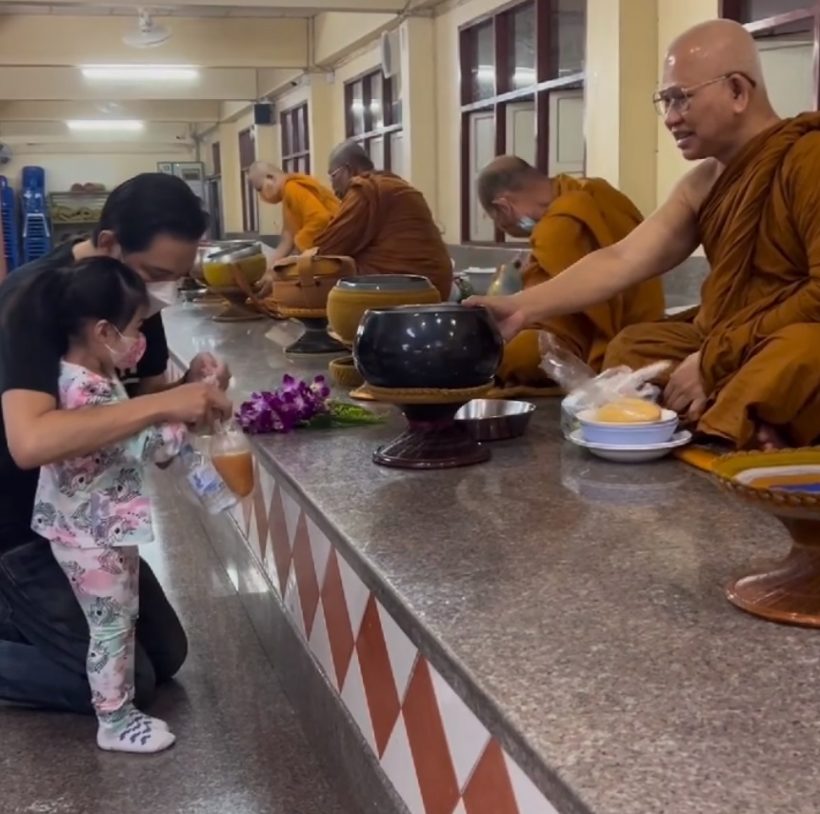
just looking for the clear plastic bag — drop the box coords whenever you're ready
[210,420,255,499]
[177,437,238,514]
[537,332,671,439]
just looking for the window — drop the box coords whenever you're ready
[721,1,819,114]
[281,103,311,174]
[344,68,403,173]
[238,127,259,234]
[211,141,222,177]
[459,0,586,242]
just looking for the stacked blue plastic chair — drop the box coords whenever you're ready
[0,176,21,272]
[21,165,51,264]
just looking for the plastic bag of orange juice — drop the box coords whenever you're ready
[210,420,255,499]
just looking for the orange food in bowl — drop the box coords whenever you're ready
[594,398,662,424]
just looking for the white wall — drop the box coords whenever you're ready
[656,0,720,205]
[2,149,194,192]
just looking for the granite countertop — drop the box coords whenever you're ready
[165,302,820,814]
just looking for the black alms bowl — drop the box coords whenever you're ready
[353,304,503,390]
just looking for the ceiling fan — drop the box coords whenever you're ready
[123,8,172,49]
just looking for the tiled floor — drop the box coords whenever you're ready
[0,473,352,814]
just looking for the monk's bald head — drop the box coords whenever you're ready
[477,157,544,211]
[248,161,282,191]
[664,19,764,88]
[477,156,552,239]
[327,140,375,197]
[659,19,777,163]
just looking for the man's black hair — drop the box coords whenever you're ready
[92,173,209,253]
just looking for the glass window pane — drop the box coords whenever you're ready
[350,80,365,136]
[755,19,814,117]
[548,86,585,176]
[281,114,291,157]
[388,132,403,177]
[296,105,307,152]
[509,3,536,89]
[468,110,496,241]
[469,21,495,101]
[388,74,402,127]
[369,136,385,170]
[370,72,385,130]
[551,0,585,78]
[744,0,813,22]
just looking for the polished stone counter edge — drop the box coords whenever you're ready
[167,345,587,814]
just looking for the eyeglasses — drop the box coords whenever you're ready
[652,71,757,116]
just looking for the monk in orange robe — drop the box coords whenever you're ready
[477,157,665,388]
[249,162,339,295]
[469,19,820,449]
[314,141,453,299]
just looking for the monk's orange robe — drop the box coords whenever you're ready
[314,172,452,299]
[604,113,820,448]
[269,174,339,253]
[497,176,666,387]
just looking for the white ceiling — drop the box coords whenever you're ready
[0,3,307,16]
[0,0,412,15]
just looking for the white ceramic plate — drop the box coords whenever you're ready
[568,429,693,463]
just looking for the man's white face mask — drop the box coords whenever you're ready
[147,281,179,316]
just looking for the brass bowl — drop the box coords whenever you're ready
[203,254,266,289]
[329,355,365,389]
[327,275,440,347]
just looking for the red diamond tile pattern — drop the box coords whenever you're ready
[231,458,556,814]
[252,462,269,561]
[321,549,356,688]
[462,741,520,814]
[291,511,320,638]
[356,596,401,758]
[267,485,292,597]
[403,659,461,814]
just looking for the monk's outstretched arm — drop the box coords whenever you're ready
[503,174,701,327]
[314,189,374,257]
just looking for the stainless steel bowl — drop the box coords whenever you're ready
[454,399,535,441]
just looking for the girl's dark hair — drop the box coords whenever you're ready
[2,257,149,355]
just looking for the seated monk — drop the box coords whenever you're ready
[469,19,820,450]
[477,157,665,388]
[314,141,453,299]
[248,161,339,295]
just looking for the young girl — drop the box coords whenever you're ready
[30,257,186,753]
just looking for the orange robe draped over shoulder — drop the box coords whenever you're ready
[313,172,453,299]
[604,113,820,448]
[280,175,339,253]
[498,176,666,387]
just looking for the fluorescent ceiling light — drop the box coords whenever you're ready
[67,120,145,132]
[81,65,199,82]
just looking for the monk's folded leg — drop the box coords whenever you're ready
[698,324,820,448]
[603,322,702,380]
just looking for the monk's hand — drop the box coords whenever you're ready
[463,294,527,342]
[663,351,707,422]
[256,271,275,299]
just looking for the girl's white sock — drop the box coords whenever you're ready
[97,706,175,754]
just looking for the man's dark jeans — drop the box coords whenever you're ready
[0,536,187,713]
